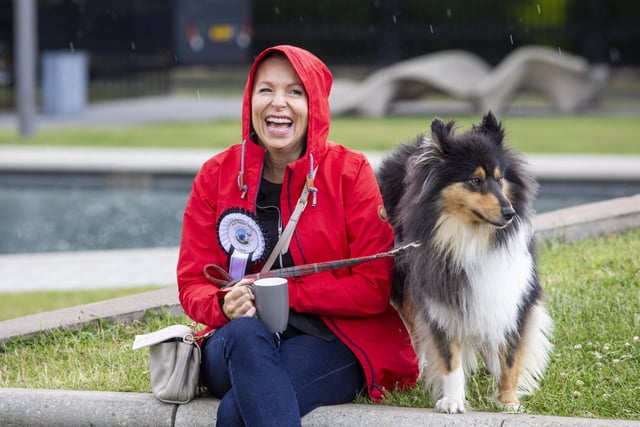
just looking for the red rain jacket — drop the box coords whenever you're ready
[177,45,418,400]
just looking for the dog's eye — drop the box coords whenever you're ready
[469,177,483,187]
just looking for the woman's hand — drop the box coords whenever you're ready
[221,278,256,320]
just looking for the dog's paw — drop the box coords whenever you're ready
[435,397,465,414]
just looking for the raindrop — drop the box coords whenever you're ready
[69,42,75,52]
[558,46,562,56]
[537,4,541,14]
[446,8,452,17]
[509,34,514,45]
[609,47,620,63]
[274,6,280,15]
[131,42,136,51]
[197,90,200,99]
[16,228,21,239]
[392,15,397,24]
[429,24,434,34]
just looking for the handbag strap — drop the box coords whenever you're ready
[261,168,317,273]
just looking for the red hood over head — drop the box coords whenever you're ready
[241,45,333,162]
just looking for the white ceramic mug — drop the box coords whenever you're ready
[252,277,289,334]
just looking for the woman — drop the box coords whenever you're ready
[177,45,418,426]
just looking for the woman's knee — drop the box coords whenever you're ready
[207,317,276,358]
[202,317,274,396]
[221,317,272,344]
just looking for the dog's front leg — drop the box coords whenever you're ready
[433,334,465,414]
[498,345,522,412]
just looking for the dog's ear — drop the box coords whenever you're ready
[474,111,505,145]
[430,117,456,152]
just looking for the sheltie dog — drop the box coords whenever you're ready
[377,112,552,414]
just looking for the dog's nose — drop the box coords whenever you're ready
[502,206,515,221]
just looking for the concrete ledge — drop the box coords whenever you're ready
[0,389,175,427]
[1,388,639,427]
[534,193,640,242]
[0,145,216,175]
[0,288,181,344]
[2,146,640,182]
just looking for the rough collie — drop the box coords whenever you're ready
[377,112,552,413]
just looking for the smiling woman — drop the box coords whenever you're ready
[175,44,421,426]
[250,51,309,178]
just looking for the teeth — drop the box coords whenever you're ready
[266,117,292,124]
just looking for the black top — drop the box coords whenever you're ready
[256,178,336,341]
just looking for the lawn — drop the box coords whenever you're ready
[1,229,639,420]
[1,115,639,154]
[0,286,165,321]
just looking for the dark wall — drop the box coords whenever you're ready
[1,0,639,74]
[252,0,638,66]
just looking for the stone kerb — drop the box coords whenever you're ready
[2,388,640,427]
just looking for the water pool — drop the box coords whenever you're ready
[1,173,638,254]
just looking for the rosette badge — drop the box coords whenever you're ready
[234,226,251,245]
[217,209,269,279]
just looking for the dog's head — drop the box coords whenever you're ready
[424,112,532,229]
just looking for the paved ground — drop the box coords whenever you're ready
[1,95,640,426]
[0,94,243,129]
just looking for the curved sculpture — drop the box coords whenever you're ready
[330,46,610,116]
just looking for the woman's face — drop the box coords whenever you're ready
[251,55,308,157]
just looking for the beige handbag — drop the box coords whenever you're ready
[133,324,213,404]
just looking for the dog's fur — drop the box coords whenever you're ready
[377,112,552,413]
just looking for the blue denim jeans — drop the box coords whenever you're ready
[201,317,365,427]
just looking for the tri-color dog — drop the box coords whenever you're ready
[377,112,552,413]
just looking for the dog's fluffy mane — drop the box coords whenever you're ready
[378,112,538,306]
[384,113,536,242]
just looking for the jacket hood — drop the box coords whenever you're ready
[242,45,332,153]
[238,46,333,197]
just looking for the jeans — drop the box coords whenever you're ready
[201,317,365,427]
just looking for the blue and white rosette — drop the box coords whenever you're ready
[217,209,268,280]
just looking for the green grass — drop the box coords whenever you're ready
[0,286,165,321]
[1,229,639,420]
[1,116,639,154]
[0,311,184,392]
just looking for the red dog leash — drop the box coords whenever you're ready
[203,241,420,289]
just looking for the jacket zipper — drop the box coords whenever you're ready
[325,317,378,396]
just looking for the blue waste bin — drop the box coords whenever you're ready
[41,51,88,115]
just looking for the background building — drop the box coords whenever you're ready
[0,0,638,109]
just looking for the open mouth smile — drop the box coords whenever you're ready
[266,116,293,134]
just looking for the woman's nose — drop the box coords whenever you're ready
[271,91,286,107]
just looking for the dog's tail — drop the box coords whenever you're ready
[516,303,554,396]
